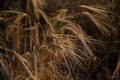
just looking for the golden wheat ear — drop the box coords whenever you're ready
[77,5,115,36]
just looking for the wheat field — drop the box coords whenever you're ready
[0,0,119,80]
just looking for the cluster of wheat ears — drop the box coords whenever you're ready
[0,0,116,80]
